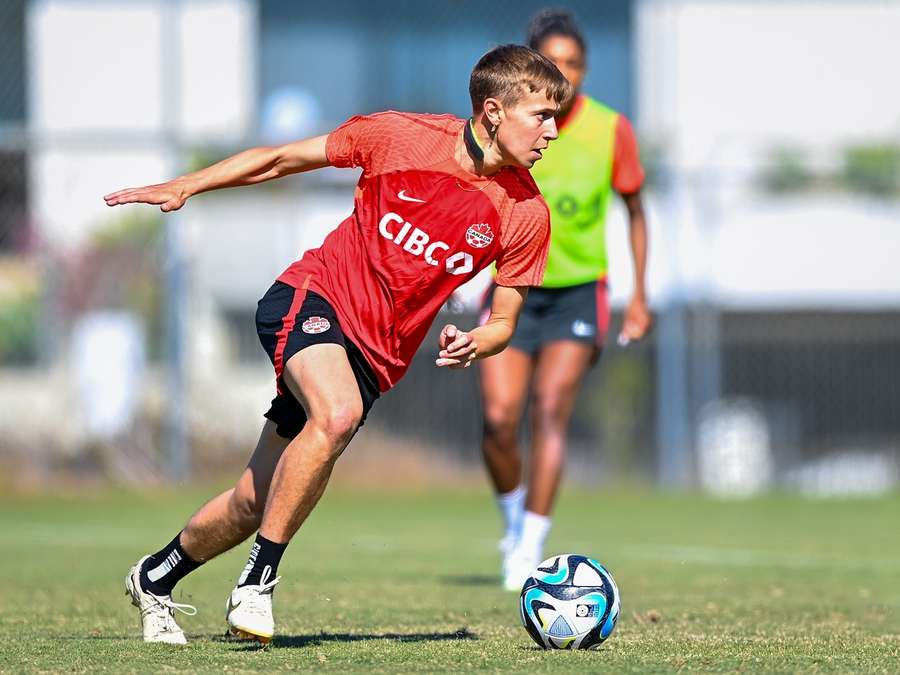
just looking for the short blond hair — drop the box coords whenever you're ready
[469,44,572,112]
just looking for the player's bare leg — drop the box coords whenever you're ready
[480,346,533,492]
[180,421,291,561]
[502,341,594,589]
[125,421,289,644]
[226,343,363,643]
[258,343,362,541]
[479,346,533,584]
[527,341,595,515]
[525,340,594,523]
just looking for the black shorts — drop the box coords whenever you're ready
[256,281,380,440]
[481,278,610,357]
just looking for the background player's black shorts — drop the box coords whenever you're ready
[256,281,380,440]
[480,278,610,358]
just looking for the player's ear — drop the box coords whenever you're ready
[482,97,503,129]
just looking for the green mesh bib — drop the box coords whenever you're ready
[531,97,618,287]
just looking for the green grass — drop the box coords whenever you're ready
[1,485,898,673]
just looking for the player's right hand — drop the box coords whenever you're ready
[438,324,458,351]
[436,324,478,369]
[104,180,189,212]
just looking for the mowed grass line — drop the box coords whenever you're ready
[1,486,898,673]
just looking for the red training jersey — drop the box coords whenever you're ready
[277,111,550,391]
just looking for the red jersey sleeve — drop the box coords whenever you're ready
[494,198,551,287]
[326,112,401,173]
[611,115,645,194]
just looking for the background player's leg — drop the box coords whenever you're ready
[527,340,595,515]
[518,340,595,567]
[479,346,533,493]
[479,346,533,585]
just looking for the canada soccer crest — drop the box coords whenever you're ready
[302,316,331,334]
[465,223,494,249]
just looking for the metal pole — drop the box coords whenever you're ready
[657,300,691,487]
[655,156,693,488]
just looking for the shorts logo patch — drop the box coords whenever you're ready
[465,223,494,249]
[302,316,331,334]
[572,320,596,337]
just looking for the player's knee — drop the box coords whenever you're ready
[483,404,518,446]
[532,389,568,426]
[315,404,362,450]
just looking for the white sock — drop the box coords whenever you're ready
[518,511,551,561]
[496,485,525,542]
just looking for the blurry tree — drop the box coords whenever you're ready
[63,212,164,359]
[758,147,815,194]
[0,260,38,365]
[840,143,900,198]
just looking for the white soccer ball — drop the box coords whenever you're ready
[519,553,620,650]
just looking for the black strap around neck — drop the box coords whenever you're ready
[464,117,485,163]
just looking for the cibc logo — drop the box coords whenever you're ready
[379,212,473,275]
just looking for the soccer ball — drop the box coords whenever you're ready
[519,554,620,650]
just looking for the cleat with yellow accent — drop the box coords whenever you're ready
[225,567,280,644]
[229,626,272,644]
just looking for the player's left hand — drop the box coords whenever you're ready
[436,324,478,369]
[104,179,189,213]
[618,295,652,347]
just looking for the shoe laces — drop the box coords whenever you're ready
[235,567,280,617]
[144,592,198,630]
[257,565,281,595]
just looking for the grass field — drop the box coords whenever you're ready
[1,485,898,673]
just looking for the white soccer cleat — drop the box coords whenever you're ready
[498,533,518,555]
[503,547,540,592]
[225,569,280,644]
[125,555,197,644]
[499,534,518,584]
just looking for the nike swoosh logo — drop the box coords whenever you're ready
[397,190,426,203]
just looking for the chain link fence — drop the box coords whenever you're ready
[1,0,898,494]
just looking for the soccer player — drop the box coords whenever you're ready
[105,44,570,644]
[479,11,652,590]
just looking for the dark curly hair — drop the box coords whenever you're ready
[526,8,587,55]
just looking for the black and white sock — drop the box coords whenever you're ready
[139,532,203,596]
[237,533,288,587]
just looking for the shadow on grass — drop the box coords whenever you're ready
[213,628,478,650]
[440,574,502,587]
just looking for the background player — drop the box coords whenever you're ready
[479,10,653,590]
[105,44,570,644]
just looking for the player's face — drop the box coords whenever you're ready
[538,35,586,93]
[497,91,560,169]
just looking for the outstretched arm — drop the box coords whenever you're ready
[618,190,652,345]
[104,134,330,212]
[435,285,527,369]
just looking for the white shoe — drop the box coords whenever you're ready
[225,568,280,644]
[503,547,539,592]
[125,555,197,644]
[498,533,518,555]
[499,534,518,583]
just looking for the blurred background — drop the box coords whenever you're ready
[1,0,898,497]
